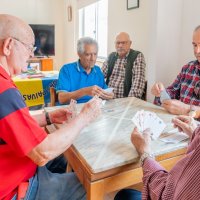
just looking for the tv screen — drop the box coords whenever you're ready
[30,24,55,57]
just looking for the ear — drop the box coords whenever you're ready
[2,37,14,56]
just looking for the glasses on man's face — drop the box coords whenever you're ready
[12,37,36,53]
[115,41,129,46]
[194,80,200,99]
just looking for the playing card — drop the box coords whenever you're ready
[104,88,114,93]
[160,89,171,102]
[67,99,77,122]
[132,110,166,140]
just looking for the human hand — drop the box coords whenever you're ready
[172,115,197,138]
[151,82,165,97]
[49,108,72,124]
[99,90,114,100]
[84,85,104,97]
[79,96,102,125]
[162,99,190,115]
[130,128,151,157]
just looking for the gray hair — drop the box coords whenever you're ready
[77,37,98,54]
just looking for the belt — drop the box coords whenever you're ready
[17,182,29,200]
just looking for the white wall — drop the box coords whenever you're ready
[107,0,151,59]
[0,0,65,70]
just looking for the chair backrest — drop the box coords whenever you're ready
[49,87,58,107]
[141,81,147,101]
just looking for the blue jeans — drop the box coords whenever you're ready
[114,189,142,200]
[13,155,86,200]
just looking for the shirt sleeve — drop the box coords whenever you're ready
[154,65,185,105]
[101,60,108,78]
[0,88,47,156]
[128,52,146,98]
[142,158,169,200]
[56,65,71,92]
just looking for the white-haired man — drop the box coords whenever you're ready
[57,37,114,104]
[0,14,102,200]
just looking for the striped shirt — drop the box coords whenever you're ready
[102,52,146,98]
[154,60,200,106]
[142,126,200,200]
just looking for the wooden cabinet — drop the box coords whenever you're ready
[28,58,53,71]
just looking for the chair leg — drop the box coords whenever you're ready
[66,163,73,172]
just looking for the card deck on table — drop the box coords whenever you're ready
[132,110,166,140]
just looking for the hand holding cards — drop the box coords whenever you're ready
[66,99,77,122]
[132,110,166,140]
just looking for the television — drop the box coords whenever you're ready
[30,24,55,57]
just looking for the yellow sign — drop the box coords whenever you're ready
[13,77,44,107]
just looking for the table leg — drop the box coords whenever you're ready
[86,179,105,200]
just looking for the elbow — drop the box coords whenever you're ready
[58,93,70,104]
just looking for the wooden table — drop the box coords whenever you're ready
[48,97,188,200]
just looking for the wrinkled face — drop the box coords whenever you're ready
[2,32,35,75]
[193,30,200,63]
[78,44,97,69]
[115,34,132,58]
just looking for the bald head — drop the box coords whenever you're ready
[115,32,131,42]
[115,32,132,58]
[0,14,34,45]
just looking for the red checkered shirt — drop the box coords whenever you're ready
[102,52,146,98]
[154,60,200,106]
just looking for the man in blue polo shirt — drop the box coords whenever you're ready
[57,37,114,104]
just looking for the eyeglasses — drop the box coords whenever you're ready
[115,41,129,45]
[12,37,36,53]
[194,80,200,99]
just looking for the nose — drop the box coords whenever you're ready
[197,46,200,54]
[29,51,34,58]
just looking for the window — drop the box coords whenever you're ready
[79,0,108,58]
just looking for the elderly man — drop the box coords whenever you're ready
[102,32,146,99]
[56,37,114,104]
[0,14,102,200]
[115,115,200,200]
[151,26,200,116]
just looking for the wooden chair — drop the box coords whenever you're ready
[141,81,147,101]
[49,87,58,107]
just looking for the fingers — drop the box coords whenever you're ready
[99,91,114,100]
[172,117,187,131]
[151,83,162,97]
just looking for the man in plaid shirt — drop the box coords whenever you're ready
[151,26,200,116]
[102,32,146,99]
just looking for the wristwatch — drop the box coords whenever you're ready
[45,111,52,125]
[140,152,155,166]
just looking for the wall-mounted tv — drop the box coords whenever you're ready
[30,24,55,57]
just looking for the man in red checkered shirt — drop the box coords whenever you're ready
[151,26,200,116]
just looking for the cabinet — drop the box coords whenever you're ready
[28,58,53,71]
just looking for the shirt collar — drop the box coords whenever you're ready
[76,60,96,74]
[115,50,130,59]
[0,65,12,81]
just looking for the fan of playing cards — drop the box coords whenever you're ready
[132,110,166,140]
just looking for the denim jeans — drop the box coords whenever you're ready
[13,155,86,200]
[114,189,142,200]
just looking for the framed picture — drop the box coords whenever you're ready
[127,0,139,10]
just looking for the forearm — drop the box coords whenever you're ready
[28,114,87,166]
[32,113,47,127]
[142,158,168,199]
[58,89,86,104]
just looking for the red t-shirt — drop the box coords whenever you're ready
[0,67,47,200]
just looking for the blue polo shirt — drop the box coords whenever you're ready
[56,61,108,103]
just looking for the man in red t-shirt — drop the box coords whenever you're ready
[0,14,102,200]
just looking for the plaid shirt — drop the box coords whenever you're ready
[154,60,200,106]
[102,52,146,98]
